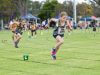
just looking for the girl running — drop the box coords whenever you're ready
[9,20,23,48]
[30,22,37,37]
[51,12,71,60]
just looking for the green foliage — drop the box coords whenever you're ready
[0,0,13,15]
[77,3,93,17]
[29,1,42,16]
[38,1,74,20]
[0,0,17,22]
[38,0,60,20]
[0,0,99,23]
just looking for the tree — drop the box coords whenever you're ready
[38,0,60,20]
[77,3,93,17]
[0,0,17,22]
[89,0,100,17]
[13,0,30,16]
[38,0,74,20]
[62,1,73,17]
[29,1,41,16]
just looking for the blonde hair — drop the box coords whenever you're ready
[57,12,67,26]
[60,11,67,17]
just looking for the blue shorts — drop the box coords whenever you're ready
[15,29,23,35]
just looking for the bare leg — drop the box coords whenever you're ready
[55,39,59,53]
[51,36,64,60]
[35,30,37,35]
[12,33,14,41]
[31,31,33,36]
[14,33,21,48]
[55,36,64,53]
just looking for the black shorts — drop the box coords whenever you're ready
[31,30,36,32]
[53,34,64,38]
[12,31,15,33]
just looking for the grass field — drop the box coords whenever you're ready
[0,29,100,75]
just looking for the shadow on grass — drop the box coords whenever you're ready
[2,56,59,66]
[1,56,98,70]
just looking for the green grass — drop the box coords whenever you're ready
[0,29,100,75]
